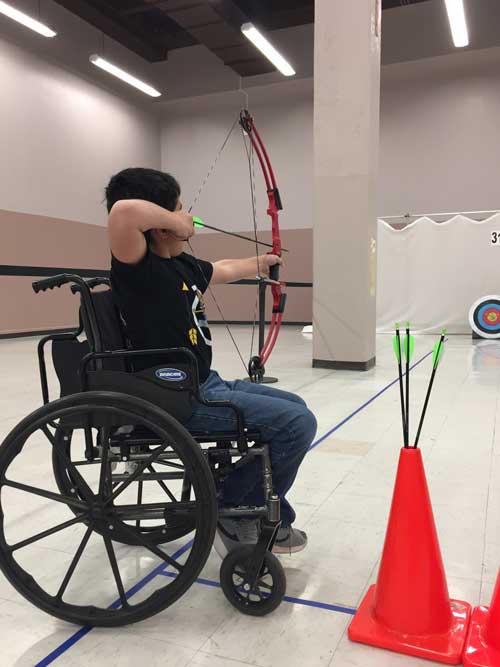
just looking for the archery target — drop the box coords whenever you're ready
[469,295,500,339]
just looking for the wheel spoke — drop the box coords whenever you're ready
[56,525,93,602]
[9,514,87,552]
[98,427,111,496]
[43,426,94,503]
[103,535,129,609]
[136,480,143,529]
[148,465,177,502]
[3,479,87,511]
[118,522,184,572]
[106,440,171,505]
[257,581,273,591]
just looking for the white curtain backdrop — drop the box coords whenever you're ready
[376,214,500,333]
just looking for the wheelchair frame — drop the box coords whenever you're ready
[0,273,287,626]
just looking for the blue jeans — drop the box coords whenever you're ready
[185,371,317,527]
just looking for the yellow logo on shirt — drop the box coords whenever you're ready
[189,328,198,345]
[182,282,189,291]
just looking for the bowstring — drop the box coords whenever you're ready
[189,115,240,214]
[188,237,249,375]
[187,113,249,377]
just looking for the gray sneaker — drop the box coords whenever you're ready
[213,518,260,559]
[272,526,308,554]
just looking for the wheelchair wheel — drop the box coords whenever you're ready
[220,546,286,616]
[0,391,217,627]
[51,426,195,545]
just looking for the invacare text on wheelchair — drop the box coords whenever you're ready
[0,273,286,627]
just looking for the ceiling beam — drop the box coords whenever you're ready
[119,1,173,18]
[53,0,168,61]
[161,0,276,75]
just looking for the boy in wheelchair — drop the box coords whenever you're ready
[106,167,317,555]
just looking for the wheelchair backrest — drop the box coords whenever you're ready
[52,287,195,423]
[81,289,128,357]
[52,288,126,397]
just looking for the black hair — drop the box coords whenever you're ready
[105,168,181,244]
[105,167,181,213]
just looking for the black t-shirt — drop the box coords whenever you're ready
[110,250,214,382]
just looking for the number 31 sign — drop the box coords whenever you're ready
[491,232,500,246]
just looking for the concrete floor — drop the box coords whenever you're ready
[0,326,498,666]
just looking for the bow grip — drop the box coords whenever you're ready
[269,263,280,282]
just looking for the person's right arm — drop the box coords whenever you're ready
[108,199,194,264]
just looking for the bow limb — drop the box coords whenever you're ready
[239,109,287,371]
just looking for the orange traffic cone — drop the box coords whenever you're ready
[463,569,500,666]
[348,447,471,664]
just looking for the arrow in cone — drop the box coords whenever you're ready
[414,329,446,449]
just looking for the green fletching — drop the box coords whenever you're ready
[393,335,402,362]
[193,216,204,228]
[432,340,445,368]
[403,334,415,361]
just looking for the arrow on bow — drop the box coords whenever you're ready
[192,216,289,253]
[187,108,287,383]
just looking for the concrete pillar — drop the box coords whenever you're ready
[313,0,381,370]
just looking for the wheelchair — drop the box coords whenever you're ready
[0,274,286,627]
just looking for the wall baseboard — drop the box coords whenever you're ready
[0,322,312,340]
[313,357,376,371]
[0,327,76,340]
[209,321,312,326]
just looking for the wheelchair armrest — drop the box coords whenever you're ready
[71,277,110,294]
[80,346,201,390]
[195,398,248,454]
[80,348,249,453]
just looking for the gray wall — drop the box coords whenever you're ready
[161,46,500,227]
[0,33,160,334]
[161,79,313,234]
[0,35,161,226]
[379,47,500,216]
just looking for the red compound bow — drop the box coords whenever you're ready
[189,108,287,383]
[239,109,287,381]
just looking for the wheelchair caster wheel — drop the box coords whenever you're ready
[220,545,286,616]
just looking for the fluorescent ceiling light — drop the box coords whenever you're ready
[89,55,161,97]
[0,1,56,37]
[444,0,469,48]
[241,23,295,77]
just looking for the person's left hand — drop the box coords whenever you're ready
[260,254,283,276]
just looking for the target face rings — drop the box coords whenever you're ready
[469,295,500,339]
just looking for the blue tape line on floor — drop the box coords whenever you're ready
[35,626,93,667]
[159,570,357,615]
[34,347,432,665]
[308,348,434,452]
[34,540,193,667]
